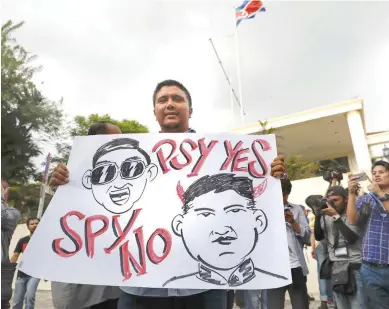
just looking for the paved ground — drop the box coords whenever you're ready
[27,291,322,308]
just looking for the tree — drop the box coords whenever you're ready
[258,120,319,180]
[52,114,149,164]
[1,20,64,183]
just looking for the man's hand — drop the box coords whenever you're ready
[49,164,69,187]
[270,155,286,178]
[368,182,384,197]
[321,205,338,217]
[348,175,360,196]
[311,249,316,260]
[284,210,295,223]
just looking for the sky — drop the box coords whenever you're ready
[2,0,389,152]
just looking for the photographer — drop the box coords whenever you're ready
[266,179,310,309]
[314,186,366,309]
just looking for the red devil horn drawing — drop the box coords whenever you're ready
[176,181,185,203]
[253,179,267,198]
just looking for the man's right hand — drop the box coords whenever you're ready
[348,175,360,196]
[49,163,69,187]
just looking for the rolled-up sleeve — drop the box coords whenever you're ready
[295,207,311,243]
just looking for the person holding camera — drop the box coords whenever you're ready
[265,179,311,309]
[346,160,389,309]
[314,186,366,309]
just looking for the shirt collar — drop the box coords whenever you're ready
[158,128,196,133]
[197,258,255,287]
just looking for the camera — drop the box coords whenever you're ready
[319,160,348,183]
[305,195,334,212]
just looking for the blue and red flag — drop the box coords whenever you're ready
[235,0,266,26]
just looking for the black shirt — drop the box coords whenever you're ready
[14,235,31,278]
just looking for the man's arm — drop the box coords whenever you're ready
[10,238,24,263]
[314,214,325,241]
[333,219,359,244]
[293,206,311,245]
[1,203,20,233]
[346,177,360,224]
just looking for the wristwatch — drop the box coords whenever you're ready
[332,214,341,221]
[379,194,389,202]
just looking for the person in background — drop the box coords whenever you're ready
[308,209,334,309]
[11,218,41,309]
[314,186,365,309]
[265,179,310,309]
[50,122,121,309]
[347,160,389,309]
[1,179,21,309]
[50,79,288,309]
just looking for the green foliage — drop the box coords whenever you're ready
[51,114,150,165]
[7,183,52,221]
[71,114,149,136]
[1,20,64,183]
[284,155,320,181]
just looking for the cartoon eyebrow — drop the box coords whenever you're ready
[223,205,245,211]
[95,160,112,166]
[125,156,142,161]
[194,208,215,212]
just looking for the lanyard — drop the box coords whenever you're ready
[369,193,387,217]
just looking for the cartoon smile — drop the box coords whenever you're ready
[212,236,238,245]
[109,188,130,205]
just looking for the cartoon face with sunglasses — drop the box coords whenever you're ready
[82,138,158,214]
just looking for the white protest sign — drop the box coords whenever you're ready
[20,133,291,289]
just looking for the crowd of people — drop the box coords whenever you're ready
[1,79,388,309]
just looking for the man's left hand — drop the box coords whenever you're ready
[271,155,287,178]
[368,182,384,197]
[321,206,338,217]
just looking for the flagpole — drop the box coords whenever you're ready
[233,7,245,125]
[230,75,235,128]
[37,153,51,219]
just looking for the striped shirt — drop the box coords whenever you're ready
[357,193,389,265]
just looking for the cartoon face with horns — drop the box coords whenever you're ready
[164,173,287,287]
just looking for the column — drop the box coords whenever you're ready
[346,111,372,173]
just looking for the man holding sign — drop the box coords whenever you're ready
[49,80,288,309]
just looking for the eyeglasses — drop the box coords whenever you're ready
[91,160,146,185]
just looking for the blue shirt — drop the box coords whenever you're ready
[357,194,389,265]
[121,128,206,297]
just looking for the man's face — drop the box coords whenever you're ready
[328,195,346,214]
[373,165,389,187]
[154,86,192,131]
[28,219,39,233]
[84,149,153,214]
[174,190,266,270]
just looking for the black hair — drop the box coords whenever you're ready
[152,79,192,108]
[182,173,255,214]
[92,138,151,168]
[88,122,114,136]
[281,179,292,194]
[372,160,389,172]
[26,217,40,227]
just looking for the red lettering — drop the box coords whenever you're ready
[52,211,85,258]
[152,139,176,174]
[248,139,270,178]
[85,215,109,258]
[146,228,172,264]
[118,226,147,281]
[170,139,197,170]
[188,138,218,177]
[104,209,142,254]
[220,141,244,171]
[231,148,249,172]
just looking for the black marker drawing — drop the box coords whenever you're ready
[164,173,287,287]
[82,138,158,214]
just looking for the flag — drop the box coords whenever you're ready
[235,0,266,26]
[42,153,51,184]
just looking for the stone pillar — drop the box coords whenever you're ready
[346,111,372,173]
